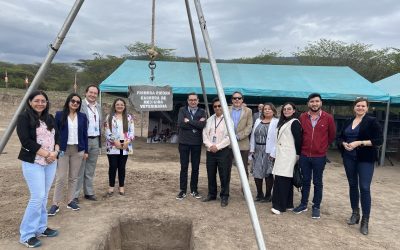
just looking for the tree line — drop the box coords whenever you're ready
[1,39,399,91]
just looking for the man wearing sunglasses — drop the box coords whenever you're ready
[73,84,102,202]
[176,93,207,200]
[229,91,253,179]
[202,98,232,207]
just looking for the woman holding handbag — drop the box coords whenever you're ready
[105,98,135,196]
[271,102,302,215]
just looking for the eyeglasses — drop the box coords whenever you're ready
[188,99,198,102]
[70,100,81,105]
[232,97,242,100]
[213,105,221,108]
[32,100,47,104]
[283,107,293,111]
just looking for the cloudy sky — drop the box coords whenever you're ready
[0,0,399,63]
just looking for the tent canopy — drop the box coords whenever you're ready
[375,73,400,104]
[99,60,390,103]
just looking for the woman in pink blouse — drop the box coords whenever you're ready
[16,90,60,248]
[104,98,135,196]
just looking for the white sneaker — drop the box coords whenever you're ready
[271,208,281,215]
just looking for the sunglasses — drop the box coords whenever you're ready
[213,105,221,108]
[232,97,242,100]
[70,99,81,105]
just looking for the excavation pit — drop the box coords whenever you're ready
[103,217,193,250]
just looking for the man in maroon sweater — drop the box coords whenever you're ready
[293,93,336,219]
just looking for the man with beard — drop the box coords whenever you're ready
[293,93,336,219]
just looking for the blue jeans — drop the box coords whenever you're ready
[342,154,374,218]
[299,155,326,209]
[20,161,57,243]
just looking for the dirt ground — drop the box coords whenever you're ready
[1,91,400,249]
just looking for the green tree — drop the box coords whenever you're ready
[293,39,398,82]
[125,41,176,60]
[74,53,124,90]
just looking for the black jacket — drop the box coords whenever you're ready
[17,111,60,163]
[177,106,206,145]
[337,115,383,162]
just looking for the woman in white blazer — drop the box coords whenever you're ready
[271,102,302,215]
[249,103,278,202]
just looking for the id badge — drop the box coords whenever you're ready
[212,136,217,143]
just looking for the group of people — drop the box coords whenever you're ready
[16,88,383,247]
[16,86,134,248]
[176,92,382,236]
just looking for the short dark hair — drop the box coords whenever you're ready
[354,97,369,107]
[307,93,322,102]
[85,84,100,94]
[187,92,198,99]
[212,97,220,105]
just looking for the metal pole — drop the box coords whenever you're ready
[379,100,390,166]
[184,0,210,117]
[140,111,144,137]
[192,1,266,249]
[0,0,85,154]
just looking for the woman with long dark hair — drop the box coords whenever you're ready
[337,97,383,235]
[48,93,88,216]
[17,90,60,248]
[249,102,278,202]
[104,98,135,196]
[271,102,302,215]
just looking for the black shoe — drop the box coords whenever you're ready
[40,227,59,237]
[262,195,272,203]
[202,195,216,202]
[347,208,360,225]
[360,216,369,235]
[221,198,229,207]
[84,195,97,201]
[21,236,41,248]
[73,198,79,204]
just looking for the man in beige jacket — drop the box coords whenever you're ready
[228,91,253,178]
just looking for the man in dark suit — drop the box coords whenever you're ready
[176,93,207,200]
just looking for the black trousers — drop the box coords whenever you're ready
[179,144,202,193]
[206,147,232,198]
[272,175,294,212]
[228,149,249,183]
[107,152,128,187]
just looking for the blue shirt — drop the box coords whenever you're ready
[231,107,242,131]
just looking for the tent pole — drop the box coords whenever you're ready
[379,100,390,166]
[192,1,266,249]
[0,0,85,154]
[184,0,210,117]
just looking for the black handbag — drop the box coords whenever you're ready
[292,163,303,191]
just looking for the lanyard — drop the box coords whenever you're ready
[188,107,197,120]
[88,104,97,122]
[214,116,224,134]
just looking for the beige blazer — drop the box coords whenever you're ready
[229,106,253,150]
[272,119,298,178]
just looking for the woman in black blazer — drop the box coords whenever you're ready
[16,90,60,247]
[337,97,383,235]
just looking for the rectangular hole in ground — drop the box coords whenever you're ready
[104,217,193,250]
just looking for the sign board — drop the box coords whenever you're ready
[128,85,173,111]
